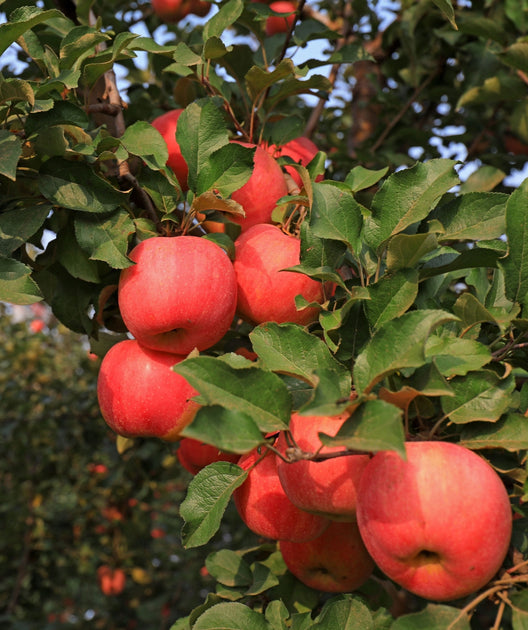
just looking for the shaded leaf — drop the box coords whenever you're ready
[311,595,374,630]
[0,204,51,257]
[365,269,419,329]
[460,413,528,451]
[0,6,68,57]
[74,210,135,269]
[120,121,169,170]
[391,604,470,630]
[0,256,43,304]
[192,602,269,630]
[206,550,253,588]
[425,336,492,377]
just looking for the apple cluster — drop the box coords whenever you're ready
[96,106,512,604]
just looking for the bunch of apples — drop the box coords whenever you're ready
[96,106,512,604]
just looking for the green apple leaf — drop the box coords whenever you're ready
[203,0,244,41]
[440,370,516,424]
[245,562,280,597]
[0,203,51,257]
[310,182,364,254]
[386,232,440,272]
[173,356,291,431]
[311,595,374,630]
[120,121,169,170]
[364,269,419,329]
[205,550,253,588]
[425,336,492,377]
[0,130,22,180]
[0,6,69,57]
[74,210,134,269]
[0,256,43,305]
[432,0,458,30]
[180,462,247,549]
[460,413,528,451]
[180,406,264,454]
[318,399,405,459]
[196,142,255,197]
[38,157,128,213]
[391,604,470,630]
[192,602,269,630]
[353,310,459,395]
[499,178,528,308]
[344,165,389,193]
[364,159,459,251]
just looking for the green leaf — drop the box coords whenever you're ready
[500,42,528,74]
[425,336,492,377]
[25,100,88,135]
[250,322,347,385]
[246,562,279,596]
[0,6,69,57]
[176,100,231,193]
[245,59,296,102]
[203,0,244,41]
[180,462,247,548]
[38,157,127,213]
[300,367,352,416]
[0,256,43,305]
[180,405,264,454]
[353,310,458,395]
[386,232,439,272]
[318,399,405,459]
[0,78,34,107]
[458,165,506,193]
[120,121,169,170]
[0,204,51,257]
[452,293,500,329]
[173,356,291,432]
[192,602,269,630]
[365,160,459,251]
[460,413,528,451]
[433,192,507,242]
[432,0,458,30]
[265,600,290,630]
[344,165,388,193]
[59,26,110,70]
[499,179,528,308]
[311,596,374,630]
[310,182,364,253]
[82,31,138,86]
[440,371,515,424]
[206,550,253,588]
[391,604,470,630]
[74,210,134,269]
[0,131,22,181]
[364,270,419,329]
[197,142,254,197]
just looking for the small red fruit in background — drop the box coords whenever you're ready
[151,0,211,23]
[29,319,45,333]
[97,566,126,596]
[265,1,297,36]
[233,224,333,326]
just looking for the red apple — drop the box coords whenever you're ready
[97,566,126,596]
[229,141,289,232]
[97,339,200,441]
[265,1,297,36]
[233,446,329,542]
[151,109,188,190]
[279,520,375,592]
[266,136,322,188]
[356,441,512,601]
[233,224,332,326]
[151,0,211,22]
[276,413,371,521]
[118,236,237,354]
[177,437,240,475]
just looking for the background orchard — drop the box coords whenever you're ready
[3,0,528,629]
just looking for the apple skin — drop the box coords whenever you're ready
[97,339,200,442]
[356,441,512,602]
[151,109,188,190]
[233,224,332,326]
[177,437,240,475]
[118,236,237,355]
[151,0,211,22]
[279,520,375,593]
[233,446,330,543]
[276,413,371,521]
[266,136,323,189]
[229,141,289,232]
[265,1,297,36]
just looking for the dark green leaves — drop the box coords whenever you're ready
[0,256,43,304]
[0,130,22,180]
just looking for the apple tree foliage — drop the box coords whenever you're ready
[3,0,528,628]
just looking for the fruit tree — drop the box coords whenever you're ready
[3,0,528,628]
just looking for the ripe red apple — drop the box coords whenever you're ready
[118,236,237,354]
[151,0,211,22]
[97,339,200,441]
[229,141,289,232]
[97,566,126,596]
[279,520,375,592]
[266,136,322,189]
[356,441,512,602]
[265,1,297,36]
[276,413,371,521]
[233,224,332,326]
[233,446,330,542]
[151,109,188,190]
[177,437,240,475]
